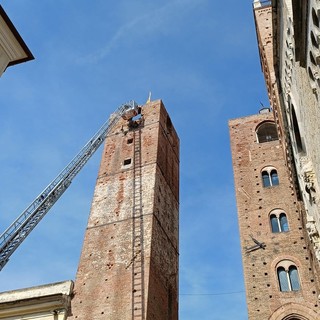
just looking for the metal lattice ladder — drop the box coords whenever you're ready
[132,127,145,320]
[0,100,139,271]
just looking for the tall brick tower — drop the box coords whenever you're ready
[229,110,319,319]
[69,100,179,320]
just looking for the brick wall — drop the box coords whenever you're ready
[68,100,179,320]
[229,112,319,319]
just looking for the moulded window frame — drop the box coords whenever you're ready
[261,166,280,187]
[276,260,301,292]
[269,209,289,233]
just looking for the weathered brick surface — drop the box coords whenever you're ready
[68,100,179,320]
[229,112,319,319]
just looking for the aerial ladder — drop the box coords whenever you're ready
[0,100,139,271]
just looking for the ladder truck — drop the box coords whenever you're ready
[0,100,139,271]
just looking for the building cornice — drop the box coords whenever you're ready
[0,5,34,75]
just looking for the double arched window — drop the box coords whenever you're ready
[277,263,300,292]
[261,167,279,187]
[256,121,278,143]
[270,210,289,233]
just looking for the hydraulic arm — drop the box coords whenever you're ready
[0,100,138,271]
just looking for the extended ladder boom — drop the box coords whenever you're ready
[0,100,138,271]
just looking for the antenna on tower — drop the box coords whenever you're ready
[259,101,271,114]
[146,91,152,104]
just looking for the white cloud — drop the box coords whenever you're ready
[77,0,206,63]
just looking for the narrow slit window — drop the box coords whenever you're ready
[311,31,319,49]
[262,171,271,187]
[289,266,300,291]
[270,170,279,186]
[312,8,320,28]
[278,267,290,292]
[279,213,289,232]
[291,105,304,153]
[270,214,280,233]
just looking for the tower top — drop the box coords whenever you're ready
[253,0,271,9]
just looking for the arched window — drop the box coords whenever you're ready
[278,267,290,291]
[279,213,289,231]
[270,210,289,233]
[289,266,300,291]
[261,167,279,187]
[256,122,278,143]
[277,261,300,292]
[262,171,271,187]
[270,214,280,232]
[271,170,279,185]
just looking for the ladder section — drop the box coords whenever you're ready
[0,100,138,271]
[132,128,145,320]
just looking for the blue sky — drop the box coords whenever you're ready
[0,1,268,319]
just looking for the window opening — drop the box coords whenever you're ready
[128,112,143,129]
[310,51,317,65]
[166,115,173,132]
[309,66,316,81]
[270,211,289,233]
[312,8,320,28]
[278,267,290,291]
[132,114,142,121]
[311,31,319,49]
[262,168,279,187]
[277,263,300,292]
[290,105,303,152]
[270,214,280,233]
[262,171,271,187]
[271,170,279,186]
[256,122,278,143]
[123,158,132,166]
[279,213,289,232]
[289,266,300,291]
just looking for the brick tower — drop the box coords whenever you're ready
[69,100,179,320]
[229,110,319,319]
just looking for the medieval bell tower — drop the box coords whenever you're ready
[229,110,319,319]
[68,100,179,320]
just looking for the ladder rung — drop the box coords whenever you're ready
[134,276,142,281]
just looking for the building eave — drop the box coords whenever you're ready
[0,5,34,69]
